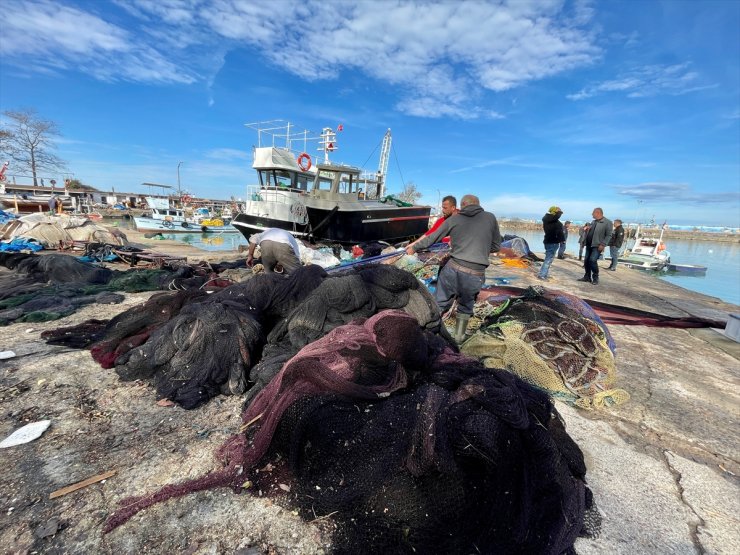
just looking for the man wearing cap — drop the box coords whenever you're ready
[537,206,565,281]
[578,207,613,285]
[406,194,501,343]
[247,227,302,275]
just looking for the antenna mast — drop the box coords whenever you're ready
[377,129,392,198]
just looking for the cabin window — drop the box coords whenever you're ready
[274,170,292,188]
[316,177,333,191]
[295,175,308,191]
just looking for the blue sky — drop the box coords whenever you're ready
[1,0,738,226]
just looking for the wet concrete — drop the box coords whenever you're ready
[508,253,740,554]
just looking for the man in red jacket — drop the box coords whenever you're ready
[408,195,458,249]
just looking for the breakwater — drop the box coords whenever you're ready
[499,219,739,243]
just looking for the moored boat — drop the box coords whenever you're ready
[133,197,237,233]
[618,225,671,271]
[231,122,431,245]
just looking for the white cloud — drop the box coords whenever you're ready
[614,182,740,205]
[450,157,559,174]
[482,193,612,220]
[3,0,600,118]
[2,0,197,84]
[567,63,715,100]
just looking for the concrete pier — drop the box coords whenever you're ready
[0,244,737,553]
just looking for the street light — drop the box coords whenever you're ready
[177,161,183,198]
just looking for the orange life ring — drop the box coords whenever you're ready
[297,152,312,171]
[181,194,192,204]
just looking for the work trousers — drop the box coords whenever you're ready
[538,243,559,279]
[435,262,484,315]
[557,242,566,258]
[260,240,301,275]
[583,245,601,282]
[609,246,620,270]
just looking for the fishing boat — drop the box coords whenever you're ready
[133,197,237,233]
[618,225,671,271]
[231,122,431,245]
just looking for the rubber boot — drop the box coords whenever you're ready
[454,313,471,344]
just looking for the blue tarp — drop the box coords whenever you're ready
[0,210,19,225]
[0,238,44,252]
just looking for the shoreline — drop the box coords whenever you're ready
[499,219,739,243]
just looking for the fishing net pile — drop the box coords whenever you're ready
[245,264,448,404]
[461,287,629,409]
[0,253,235,326]
[4,213,128,247]
[105,310,600,553]
[0,253,123,325]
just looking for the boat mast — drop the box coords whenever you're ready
[377,129,392,198]
[318,127,337,163]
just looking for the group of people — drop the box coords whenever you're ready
[538,206,625,285]
[248,194,502,344]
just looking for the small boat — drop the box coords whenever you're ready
[133,197,237,233]
[619,225,671,271]
[664,263,708,276]
[232,122,432,245]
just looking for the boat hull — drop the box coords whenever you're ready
[665,263,708,275]
[133,217,237,233]
[232,205,431,244]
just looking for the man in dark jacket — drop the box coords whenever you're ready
[406,194,501,343]
[538,206,565,280]
[578,207,613,285]
[607,219,625,271]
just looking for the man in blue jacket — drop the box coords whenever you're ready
[578,208,613,285]
[538,206,565,281]
[406,194,501,343]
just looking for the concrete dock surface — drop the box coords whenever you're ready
[0,241,738,554]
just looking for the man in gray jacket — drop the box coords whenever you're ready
[578,207,613,285]
[406,194,501,342]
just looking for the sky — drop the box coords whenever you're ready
[1,0,739,226]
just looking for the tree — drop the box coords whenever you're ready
[395,181,422,204]
[0,109,66,186]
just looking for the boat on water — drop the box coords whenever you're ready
[618,225,671,271]
[231,122,432,245]
[133,197,237,233]
[664,263,708,276]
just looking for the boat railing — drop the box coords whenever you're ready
[246,185,301,204]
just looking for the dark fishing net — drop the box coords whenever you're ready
[90,289,209,368]
[247,265,451,404]
[0,252,113,284]
[41,319,111,348]
[114,300,264,409]
[105,310,598,554]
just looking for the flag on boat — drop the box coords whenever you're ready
[337,124,344,132]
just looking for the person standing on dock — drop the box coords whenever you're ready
[578,208,612,285]
[406,194,502,343]
[247,228,302,275]
[558,221,571,259]
[578,222,590,260]
[537,206,565,281]
[607,219,625,271]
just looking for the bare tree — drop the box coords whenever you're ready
[1,109,66,185]
[395,181,422,204]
